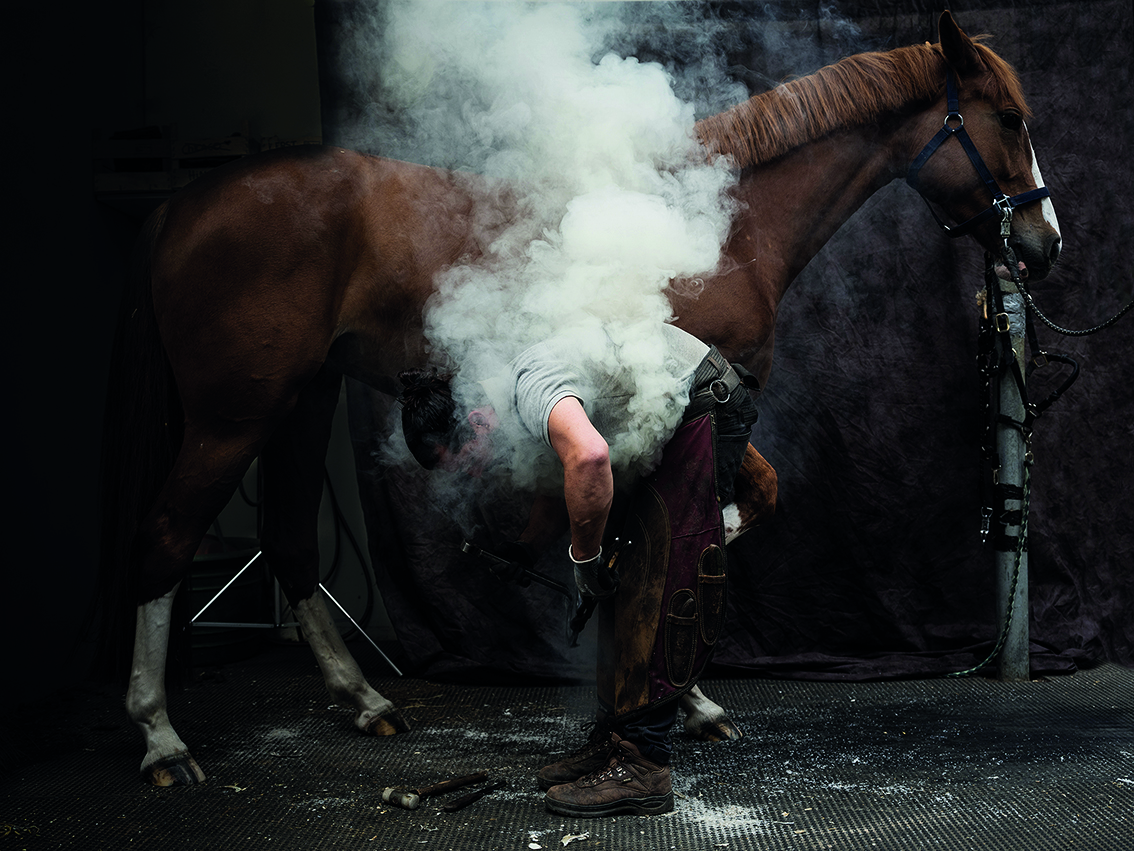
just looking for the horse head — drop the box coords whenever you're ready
[906,11,1061,281]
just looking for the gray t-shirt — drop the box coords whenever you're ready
[483,324,708,478]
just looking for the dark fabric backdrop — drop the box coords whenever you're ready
[331,0,1133,683]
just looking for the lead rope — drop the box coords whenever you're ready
[1017,278,1133,337]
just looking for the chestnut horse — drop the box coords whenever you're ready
[101,12,1059,785]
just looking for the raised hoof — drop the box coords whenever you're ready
[145,754,206,787]
[685,717,744,742]
[365,707,411,736]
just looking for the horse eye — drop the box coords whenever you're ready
[999,111,1023,131]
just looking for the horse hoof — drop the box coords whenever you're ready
[365,707,411,736]
[145,754,206,786]
[686,717,744,742]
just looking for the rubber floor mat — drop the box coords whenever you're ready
[2,644,1130,850]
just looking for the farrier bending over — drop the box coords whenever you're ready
[398,323,760,818]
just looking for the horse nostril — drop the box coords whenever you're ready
[1049,236,1061,266]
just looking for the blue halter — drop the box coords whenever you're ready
[907,70,1051,240]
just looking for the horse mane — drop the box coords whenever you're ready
[696,37,1029,168]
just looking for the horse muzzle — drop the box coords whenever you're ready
[1001,227,1061,281]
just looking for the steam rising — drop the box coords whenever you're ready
[339,1,753,491]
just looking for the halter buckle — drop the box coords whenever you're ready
[996,197,1014,239]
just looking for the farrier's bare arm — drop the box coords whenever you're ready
[546,396,612,561]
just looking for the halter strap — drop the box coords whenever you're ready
[906,70,1051,239]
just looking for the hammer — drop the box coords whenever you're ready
[381,771,489,810]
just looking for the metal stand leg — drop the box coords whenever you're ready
[191,551,299,629]
[190,550,401,676]
[319,582,402,676]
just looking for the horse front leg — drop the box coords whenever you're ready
[723,442,778,545]
[125,584,206,785]
[292,591,409,735]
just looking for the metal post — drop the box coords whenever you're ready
[994,283,1030,681]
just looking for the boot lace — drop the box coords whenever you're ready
[577,742,639,787]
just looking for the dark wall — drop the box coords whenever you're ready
[5,0,1129,705]
[6,0,325,698]
[340,0,1133,681]
[8,3,145,697]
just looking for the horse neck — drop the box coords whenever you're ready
[675,123,904,374]
[732,123,902,301]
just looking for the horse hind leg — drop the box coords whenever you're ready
[680,684,744,741]
[260,368,409,736]
[126,423,267,785]
[291,594,409,735]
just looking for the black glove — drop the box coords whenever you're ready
[569,545,619,597]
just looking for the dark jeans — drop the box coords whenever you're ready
[611,700,681,766]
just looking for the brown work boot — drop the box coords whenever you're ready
[537,723,616,791]
[544,734,674,817]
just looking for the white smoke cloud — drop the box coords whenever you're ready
[348,1,746,491]
[336,1,746,490]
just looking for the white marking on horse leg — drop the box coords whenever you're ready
[680,684,744,741]
[722,502,743,544]
[293,592,408,735]
[680,685,715,719]
[126,584,203,783]
[1027,134,1060,235]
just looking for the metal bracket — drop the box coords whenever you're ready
[980,507,993,543]
[997,197,1014,239]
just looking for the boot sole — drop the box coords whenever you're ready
[544,791,675,818]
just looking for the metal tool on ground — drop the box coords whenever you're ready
[439,778,508,812]
[381,771,489,810]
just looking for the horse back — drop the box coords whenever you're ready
[148,147,485,407]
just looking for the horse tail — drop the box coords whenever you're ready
[91,201,183,681]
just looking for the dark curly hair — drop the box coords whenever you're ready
[397,368,471,469]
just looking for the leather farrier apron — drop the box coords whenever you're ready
[595,347,756,723]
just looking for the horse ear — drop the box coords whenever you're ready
[938,10,981,75]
